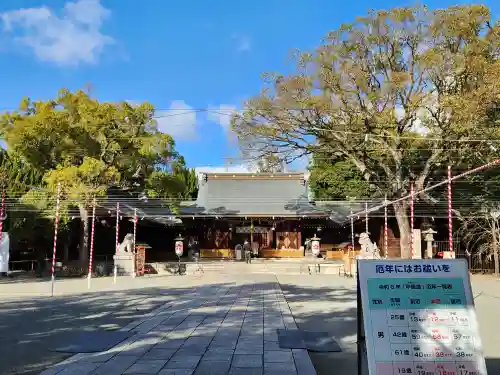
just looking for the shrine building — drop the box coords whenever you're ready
[97,172,401,262]
[177,172,381,259]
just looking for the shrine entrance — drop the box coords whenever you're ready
[234,226,272,250]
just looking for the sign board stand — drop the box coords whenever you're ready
[357,270,368,375]
[357,259,488,375]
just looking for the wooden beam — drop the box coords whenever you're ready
[206,173,304,181]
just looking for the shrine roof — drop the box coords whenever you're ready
[94,175,383,225]
[314,201,382,224]
[96,195,184,226]
[181,172,328,218]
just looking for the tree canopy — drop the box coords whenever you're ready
[0,89,194,262]
[232,4,500,258]
[309,156,373,200]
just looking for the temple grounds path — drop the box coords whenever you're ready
[0,274,498,375]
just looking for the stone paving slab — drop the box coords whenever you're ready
[38,281,317,375]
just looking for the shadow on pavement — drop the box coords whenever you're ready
[0,276,497,375]
[0,279,357,375]
[279,279,357,375]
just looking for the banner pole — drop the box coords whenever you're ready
[113,201,120,284]
[50,183,61,297]
[87,197,96,289]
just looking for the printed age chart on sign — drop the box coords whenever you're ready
[357,259,487,375]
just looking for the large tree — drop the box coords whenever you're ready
[232,4,500,258]
[171,159,199,199]
[309,156,373,200]
[1,89,187,263]
[0,150,77,268]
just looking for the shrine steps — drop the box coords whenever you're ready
[145,260,344,276]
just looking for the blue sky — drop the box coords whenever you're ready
[1,0,499,173]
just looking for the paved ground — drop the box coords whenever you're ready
[467,275,500,374]
[0,275,316,375]
[0,274,499,375]
[279,274,500,374]
[278,276,358,375]
[0,277,179,375]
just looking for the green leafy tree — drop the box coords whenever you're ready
[232,4,500,258]
[145,157,198,200]
[175,167,199,199]
[309,156,373,200]
[0,150,44,192]
[1,89,186,264]
[0,150,69,257]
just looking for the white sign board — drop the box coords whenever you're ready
[236,226,268,234]
[0,233,9,273]
[175,241,183,257]
[311,240,320,256]
[358,259,487,375]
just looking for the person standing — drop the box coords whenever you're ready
[243,239,252,264]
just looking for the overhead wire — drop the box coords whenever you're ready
[2,108,499,217]
[1,105,500,143]
[0,186,496,199]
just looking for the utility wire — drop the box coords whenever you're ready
[1,106,500,143]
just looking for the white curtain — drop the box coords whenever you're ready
[0,233,9,273]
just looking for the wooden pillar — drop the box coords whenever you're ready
[250,219,254,245]
[297,220,302,250]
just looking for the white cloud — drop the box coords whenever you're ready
[207,104,238,134]
[0,0,113,66]
[156,100,198,140]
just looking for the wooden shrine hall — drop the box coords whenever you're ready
[177,172,371,259]
[98,172,389,261]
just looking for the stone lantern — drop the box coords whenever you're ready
[422,228,437,259]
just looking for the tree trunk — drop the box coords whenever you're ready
[78,204,89,265]
[393,202,411,259]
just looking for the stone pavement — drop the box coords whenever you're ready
[468,275,500,374]
[280,274,500,375]
[38,280,316,375]
[277,275,358,375]
[3,272,498,375]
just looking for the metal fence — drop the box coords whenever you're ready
[7,254,114,276]
[435,240,496,274]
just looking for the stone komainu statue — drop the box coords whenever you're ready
[118,233,134,253]
[358,232,381,260]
